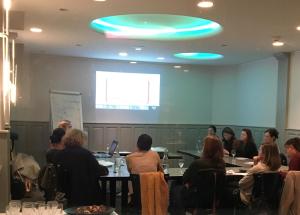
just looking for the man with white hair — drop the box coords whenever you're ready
[58,119,72,131]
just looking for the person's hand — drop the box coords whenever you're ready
[223,149,229,156]
[253,156,260,165]
[24,177,32,192]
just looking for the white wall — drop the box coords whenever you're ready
[287,51,300,129]
[212,57,278,127]
[12,54,279,127]
[12,54,214,124]
[211,66,238,125]
[235,57,278,127]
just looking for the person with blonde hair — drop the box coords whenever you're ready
[239,143,281,205]
[55,129,108,207]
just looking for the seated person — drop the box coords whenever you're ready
[39,128,65,200]
[126,134,163,174]
[56,129,108,207]
[239,144,281,205]
[235,128,258,159]
[253,128,279,164]
[46,128,65,164]
[170,136,225,215]
[284,137,300,171]
[207,125,220,139]
[222,127,236,156]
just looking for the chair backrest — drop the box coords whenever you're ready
[279,171,300,215]
[252,172,283,210]
[191,168,226,210]
[280,153,288,166]
[130,174,142,209]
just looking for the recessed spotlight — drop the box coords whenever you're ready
[296,26,300,31]
[130,61,137,64]
[272,40,284,47]
[157,57,165,60]
[174,65,182,69]
[119,52,128,57]
[135,47,143,51]
[197,0,214,8]
[184,69,189,73]
[30,27,42,33]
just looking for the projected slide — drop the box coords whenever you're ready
[96,71,160,110]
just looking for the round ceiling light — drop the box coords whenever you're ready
[174,52,223,60]
[272,40,284,47]
[30,27,43,33]
[90,14,222,40]
[197,0,214,8]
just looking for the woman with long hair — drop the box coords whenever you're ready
[235,128,258,159]
[222,127,236,156]
[170,136,225,215]
[239,143,281,205]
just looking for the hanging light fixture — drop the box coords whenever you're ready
[197,0,214,8]
[1,0,18,129]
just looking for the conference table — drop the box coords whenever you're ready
[177,149,255,168]
[98,156,253,209]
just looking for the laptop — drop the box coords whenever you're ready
[95,140,119,158]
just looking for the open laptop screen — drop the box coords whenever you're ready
[108,140,118,156]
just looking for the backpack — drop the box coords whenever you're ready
[38,163,58,200]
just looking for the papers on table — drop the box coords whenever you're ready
[235,157,248,161]
[226,170,247,176]
[98,160,114,167]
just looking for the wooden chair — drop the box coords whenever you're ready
[186,169,226,215]
[250,172,283,215]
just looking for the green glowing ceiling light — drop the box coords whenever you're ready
[90,14,222,40]
[174,52,223,60]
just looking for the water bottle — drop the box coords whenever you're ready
[162,149,169,174]
[113,145,122,173]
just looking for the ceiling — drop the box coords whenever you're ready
[11,0,300,65]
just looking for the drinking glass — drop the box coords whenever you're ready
[36,201,47,215]
[55,203,64,215]
[231,149,236,159]
[196,138,202,153]
[47,201,58,215]
[114,157,122,173]
[178,159,184,173]
[162,163,169,174]
[22,202,36,215]
[6,200,21,215]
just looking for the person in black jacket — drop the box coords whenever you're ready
[56,129,108,207]
[183,136,225,186]
[170,136,225,215]
[46,128,65,164]
[235,128,258,159]
[222,127,236,156]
